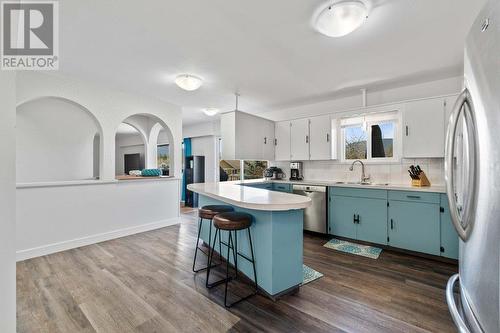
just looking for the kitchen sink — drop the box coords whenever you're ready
[334,181,389,186]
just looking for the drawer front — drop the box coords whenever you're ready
[273,183,291,192]
[388,190,440,204]
[330,186,387,200]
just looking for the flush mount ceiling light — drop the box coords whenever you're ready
[203,107,219,116]
[314,1,369,37]
[175,74,203,91]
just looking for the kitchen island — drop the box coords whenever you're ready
[187,182,311,298]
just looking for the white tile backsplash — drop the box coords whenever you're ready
[272,159,445,186]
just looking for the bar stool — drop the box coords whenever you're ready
[192,205,234,273]
[206,212,258,308]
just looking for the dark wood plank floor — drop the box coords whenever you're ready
[17,207,458,332]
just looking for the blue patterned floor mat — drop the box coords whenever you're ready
[302,264,323,285]
[324,238,382,259]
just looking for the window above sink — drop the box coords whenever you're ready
[340,111,401,163]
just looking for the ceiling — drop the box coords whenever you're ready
[59,0,485,125]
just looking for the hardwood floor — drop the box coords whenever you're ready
[17,208,458,332]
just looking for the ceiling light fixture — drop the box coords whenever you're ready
[315,1,368,38]
[175,74,203,91]
[203,107,219,116]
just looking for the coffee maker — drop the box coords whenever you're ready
[289,162,303,181]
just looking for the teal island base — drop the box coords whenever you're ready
[198,195,304,298]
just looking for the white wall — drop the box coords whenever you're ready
[183,120,220,138]
[16,97,100,183]
[191,136,218,182]
[16,179,181,260]
[257,76,462,122]
[0,72,16,332]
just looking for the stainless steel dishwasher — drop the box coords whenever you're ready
[292,184,327,233]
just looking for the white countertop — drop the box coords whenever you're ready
[187,182,312,211]
[17,176,180,189]
[244,179,446,193]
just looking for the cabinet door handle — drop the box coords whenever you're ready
[326,133,330,142]
[406,195,421,199]
[264,137,267,144]
[357,214,360,224]
[274,138,277,146]
[306,135,309,143]
[405,126,409,136]
[390,219,394,230]
[353,214,356,224]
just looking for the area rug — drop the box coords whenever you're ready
[302,264,323,285]
[323,238,382,259]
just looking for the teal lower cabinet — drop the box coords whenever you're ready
[328,187,457,259]
[440,194,459,259]
[330,195,357,239]
[388,199,440,256]
[245,183,273,190]
[356,198,388,244]
[272,183,292,193]
[329,188,388,245]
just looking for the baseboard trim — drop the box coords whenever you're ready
[16,217,181,261]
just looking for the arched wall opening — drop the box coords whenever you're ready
[115,114,175,177]
[114,123,147,176]
[16,97,103,183]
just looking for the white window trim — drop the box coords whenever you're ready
[340,111,401,163]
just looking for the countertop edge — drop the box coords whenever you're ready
[242,179,447,193]
[187,184,311,211]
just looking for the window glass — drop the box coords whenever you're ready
[371,122,394,158]
[157,144,170,175]
[219,160,241,181]
[243,161,268,180]
[344,126,367,160]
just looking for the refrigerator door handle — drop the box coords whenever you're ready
[445,88,478,241]
[446,274,471,333]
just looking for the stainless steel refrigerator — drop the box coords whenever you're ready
[445,0,499,332]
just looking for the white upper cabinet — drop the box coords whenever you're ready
[403,98,446,158]
[220,111,275,161]
[309,115,332,160]
[262,119,275,161]
[274,121,291,161]
[290,118,310,160]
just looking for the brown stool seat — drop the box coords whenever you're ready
[199,205,234,219]
[213,212,252,230]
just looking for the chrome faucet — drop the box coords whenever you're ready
[349,160,370,184]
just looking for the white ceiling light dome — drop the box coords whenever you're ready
[315,1,369,38]
[203,107,219,116]
[175,74,203,91]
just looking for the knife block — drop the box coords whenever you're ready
[411,172,431,187]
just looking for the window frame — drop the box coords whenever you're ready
[340,112,400,163]
[156,143,170,168]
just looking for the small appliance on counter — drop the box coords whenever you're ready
[263,167,286,180]
[289,162,303,181]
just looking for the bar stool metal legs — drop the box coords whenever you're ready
[207,227,258,308]
[192,205,234,273]
[192,217,219,273]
